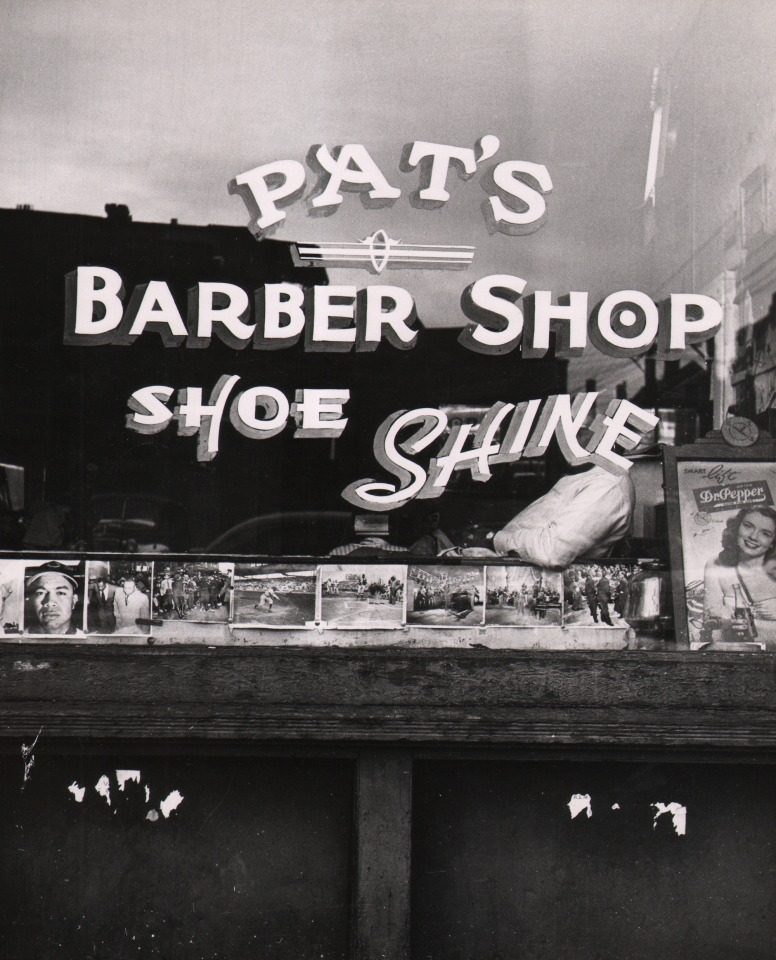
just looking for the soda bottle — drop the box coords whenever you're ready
[732,583,758,640]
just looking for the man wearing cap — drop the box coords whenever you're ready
[25,562,84,636]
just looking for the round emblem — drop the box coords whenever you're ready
[720,417,759,447]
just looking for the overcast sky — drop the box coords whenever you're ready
[0,0,711,391]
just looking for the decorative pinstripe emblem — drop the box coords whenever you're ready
[293,231,475,273]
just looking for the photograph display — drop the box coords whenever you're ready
[485,566,562,626]
[0,560,24,636]
[676,460,776,649]
[233,564,317,628]
[319,565,405,628]
[406,565,485,627]
[562,563,639,629]
[86,560,153,635]
[153,562,232,623]
[148,562,233,642]
[23,560,86,637]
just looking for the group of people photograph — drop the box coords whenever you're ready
[153,565,231,623]
[562,564,635,629]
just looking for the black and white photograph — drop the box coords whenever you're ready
[23,559,86,637]
[2,1,776,957]
[233,564,317,628]
[0,560,24,637]
[485,566,563,626]
[153,562,232,623]
[406,565,485,627]
[86,560,153,635]
[319,564,405,628]
[562,563,639,629]
[149,562,233,642]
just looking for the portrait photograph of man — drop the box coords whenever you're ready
[23,560,85,637]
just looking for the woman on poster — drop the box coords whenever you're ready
[702,506,776,648]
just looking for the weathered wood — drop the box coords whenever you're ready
[351,749,412,960]
[0,646,774,748]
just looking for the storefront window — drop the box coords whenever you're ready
[1,1,775,648]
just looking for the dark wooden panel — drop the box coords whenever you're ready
[0,753,354,960]
[0,646,775,748]
[351,749,412,960]
[412,759,776,960]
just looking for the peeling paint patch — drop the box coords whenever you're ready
[652,802,687,836]
[68,782,85,803]
[20,728,42,789]
[568,793,592,819]
[159,790,184,819]
[146,810,159,822]
[13,661,51,672]
[95,775,112,806]
[116,770,141,791]
[145,785,150,804]
[611,803,620,810]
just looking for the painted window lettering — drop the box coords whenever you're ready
[65,267,721,362]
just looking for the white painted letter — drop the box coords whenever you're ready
[406,141,477,201]
[67,266,124,338]
[662,293,723,358]
[293,389,350,438]
[192,282,253,344]
[229,160,307,234]
[489,161,553,225]
[311,144,400,209]
[126,386,175,435]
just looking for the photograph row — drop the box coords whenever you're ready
[0,558,659,637]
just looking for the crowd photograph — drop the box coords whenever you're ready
[562,563,637,629]
[406,565,485,627]
[485,566,562,626]
[152,563,232,624]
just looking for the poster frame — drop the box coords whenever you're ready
[662,422,776,649]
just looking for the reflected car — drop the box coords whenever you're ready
[89,494,184,551]
[203,511,355,557]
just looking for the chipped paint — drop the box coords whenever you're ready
[159,790,184,819]
[611,803,620,810]
[68,781,85,803]
[13,660,51,671]
[95,774,112,806]
[146,809,159,822]
[568,793,592,819]
[652,802,687,836]
[116,770,141,791]
[20,728,42,789]
[145,785,151,803]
